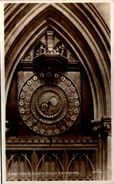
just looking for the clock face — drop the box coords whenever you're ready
[18,73,80,136]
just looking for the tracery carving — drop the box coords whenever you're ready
[7,150,95,181]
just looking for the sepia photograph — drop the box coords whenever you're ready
[1,1,113,183]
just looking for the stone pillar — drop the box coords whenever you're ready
[91,117,111,180]
[91,119,103,180]
[101,116,111,180]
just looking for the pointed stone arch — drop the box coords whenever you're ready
[5,3,110,120]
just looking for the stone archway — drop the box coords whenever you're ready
[5,3,111,181]
[5,3,110,119]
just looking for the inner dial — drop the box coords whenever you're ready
[36,90,62,118]
[30,85,68,124]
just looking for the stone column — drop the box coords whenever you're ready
[91,117,111,180]
[91,119,103,180]
[101,116,111,180]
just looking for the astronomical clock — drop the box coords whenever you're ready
[6,30,98,181]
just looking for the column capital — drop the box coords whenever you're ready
[91,116,111,137]
[101,116,111,136]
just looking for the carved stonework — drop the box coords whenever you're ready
[21,30,77,63]
[34,30,66,56]
[6,136,97,146]
[18,72,80,136]
[91,116,111,137]
[6,150,96,181]
[101,116,111,136]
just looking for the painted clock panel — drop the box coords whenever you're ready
[18,71,80,136]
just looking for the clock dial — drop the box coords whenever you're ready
[18,73,80,136]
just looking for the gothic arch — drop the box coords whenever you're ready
[5,3,110,119]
